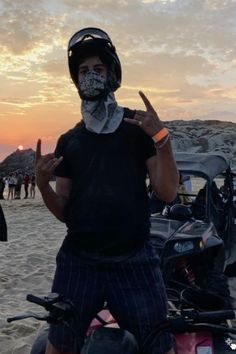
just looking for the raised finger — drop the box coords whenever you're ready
[36,139,41,162]
[139,91,155,112]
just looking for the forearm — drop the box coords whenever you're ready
[152,140,179,203]
[39,183,67,222]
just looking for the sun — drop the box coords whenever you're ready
[18,145,24,150]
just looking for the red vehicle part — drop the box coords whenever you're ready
[175,332,214,354]
[88,310,215,353]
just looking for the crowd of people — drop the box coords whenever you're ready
[0,171,36,200]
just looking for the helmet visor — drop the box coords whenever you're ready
[68,27,112,50]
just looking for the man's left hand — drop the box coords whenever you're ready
[124,91,164,137]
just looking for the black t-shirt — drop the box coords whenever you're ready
[54,108,156,256]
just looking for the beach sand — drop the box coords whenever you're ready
[0,185,66,354]
[0,184,235,353]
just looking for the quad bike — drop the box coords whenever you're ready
[7,289,236,353]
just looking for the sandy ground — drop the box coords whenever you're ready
[0,183,235,353]
[0,185,66,354]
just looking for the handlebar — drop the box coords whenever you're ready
[7,293,75,325]
[139,307,236,354]
[179,308,235,323]
[168,309,235,334]
[7,293,236,335]
[7,311,48,323]
[26,294,49,308]
[26,293,64,310]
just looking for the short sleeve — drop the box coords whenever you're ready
[54,135,72,178]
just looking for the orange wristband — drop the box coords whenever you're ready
[152,127,169,143]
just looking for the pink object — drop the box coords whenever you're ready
[87,309,116,335]
[175,332,214,354]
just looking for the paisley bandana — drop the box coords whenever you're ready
[78,70,106,99]
[81,93,124,134]
[79,71,124,134]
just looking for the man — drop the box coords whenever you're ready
[36,27,179,354]
[14,170,23,199]
[23,173,30,199]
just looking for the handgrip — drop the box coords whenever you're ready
[26,294,47,308]
[197,309,235,322]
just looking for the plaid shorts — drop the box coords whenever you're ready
[48,240,174,353]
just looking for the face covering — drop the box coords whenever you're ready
[78,70,107,100]
[78,70,124,134]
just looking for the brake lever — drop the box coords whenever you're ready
[7,311,48,323]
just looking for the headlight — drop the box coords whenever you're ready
[173,241,194,253]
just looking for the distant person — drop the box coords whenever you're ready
[30,173,36,199]
[14,171,23,199]
[0,175,5,200]
[7,173,16,200]
[23,173,30,199]
[4,176,8,193]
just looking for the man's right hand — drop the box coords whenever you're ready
[35,139,63,191]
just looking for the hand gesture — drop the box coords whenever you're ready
[35,139,63,190]
[124,91,164,137]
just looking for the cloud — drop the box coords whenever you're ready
[40,59,67,77]
[0,0,236,162]
[209,86,236,100]
[0,0,68,55]
[1,0,235,61]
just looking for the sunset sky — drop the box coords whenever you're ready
[0,0,236,161]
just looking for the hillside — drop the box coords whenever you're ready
[166,119,236,168]
[0,119,235,175]
[0,148,35,176]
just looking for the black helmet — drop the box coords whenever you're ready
[68,27,122,92]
